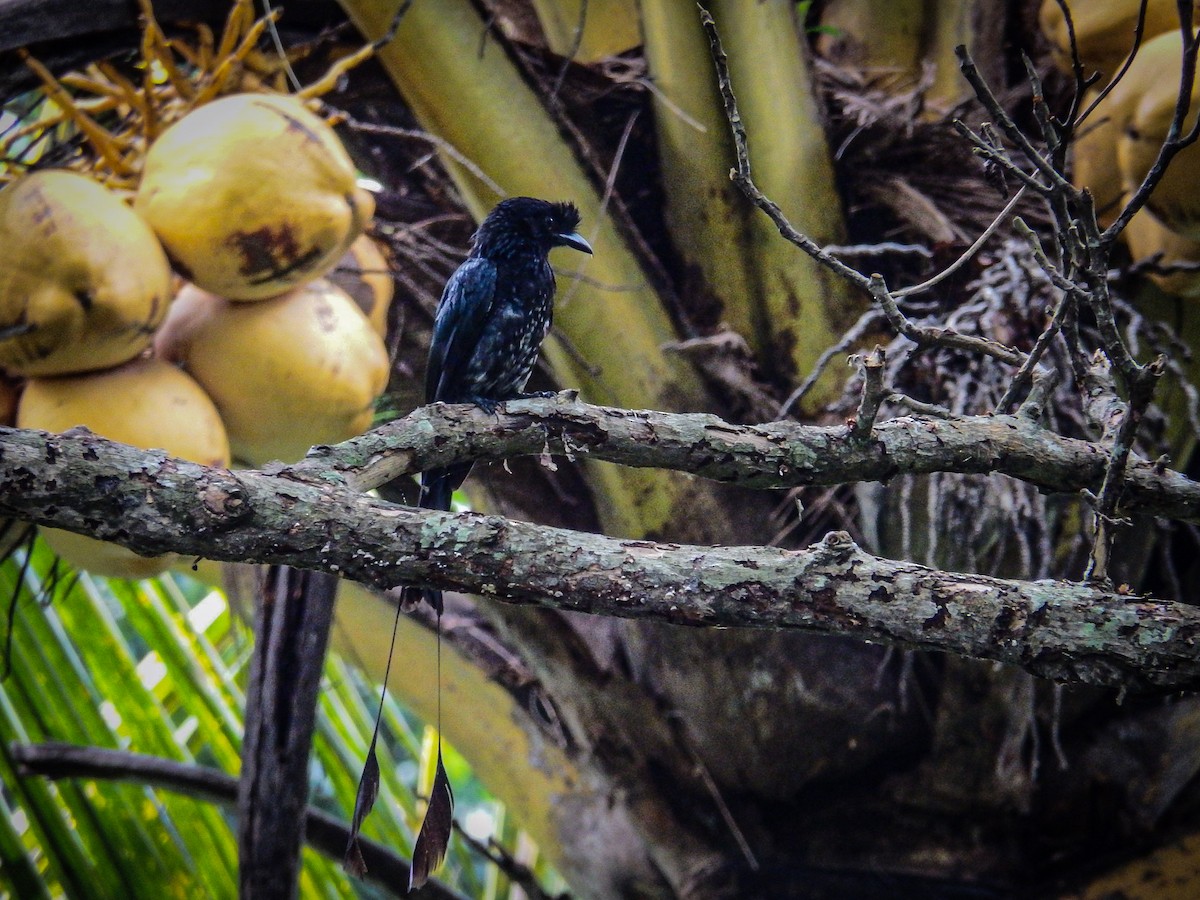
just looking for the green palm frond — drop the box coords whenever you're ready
[0,538,526,898]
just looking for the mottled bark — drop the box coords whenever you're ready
[0,409,1196,690]
[295,398,1200,523]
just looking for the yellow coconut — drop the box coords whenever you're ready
[327,234,394,336]
[1072,88,1127,228]
[0,170,171,376]
[1039,0,1193,81]
[1121,198,1200,297]
[155,280,388,465]
[17,357,231,578]
[1116,30,1200,238]
[135,93,374,300]
[1069,31,1197,231]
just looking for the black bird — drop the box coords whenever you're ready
[407,196,593,611]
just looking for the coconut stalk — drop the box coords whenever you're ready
[339,0,712,539]
[643,0,860,409]
[817,0,926,84]
[639,0,757,354]
[529,0,641,62]
[816,0,1002,112]
[926,0,1005,111]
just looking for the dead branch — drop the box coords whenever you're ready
[291,399,1199,522]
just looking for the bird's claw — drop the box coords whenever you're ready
[468,396,500,415]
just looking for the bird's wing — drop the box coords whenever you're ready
[425,257,497,402]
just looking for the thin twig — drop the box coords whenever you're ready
[954,119,1050,193]
[665,712,759,873]
[822,242,933,259]
[868,275,1024,366]
[997,290,1072,413]
[887,394,955,419]
[260,0,301,92]
[561,108,639,306]
[1017,367,1060,422]
[697,7,869,291]
[452,826,568,900]
[699,8,1025,369]
[1011,218,1081,294]
[1069,0,1145,130]
[894,185,1028,298]
[1021,52,1061,155]
[778,307,883,419]
[954,45,1073,193]
[336,113,506,199]
[550,0,587,102]
[1084,355,1166,583]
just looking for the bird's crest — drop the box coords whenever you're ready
[471,197,585,259]
[549,200,581,233]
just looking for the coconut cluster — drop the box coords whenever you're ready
[1042,0,1200,296]
[2,93,392,578]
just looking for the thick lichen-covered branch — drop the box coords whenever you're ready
[0,417,1196,690]
[299,398,1200,522]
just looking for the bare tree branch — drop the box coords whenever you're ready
[0,415,1196,690]
[697,6,1028,370]
[310,399,1198,520]
[702,3,1199,594]
[8,396,1198,521]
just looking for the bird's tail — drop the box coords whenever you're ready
[401,465,468,613]
[400,465,464,884]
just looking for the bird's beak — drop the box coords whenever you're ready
[555,231,593,254]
